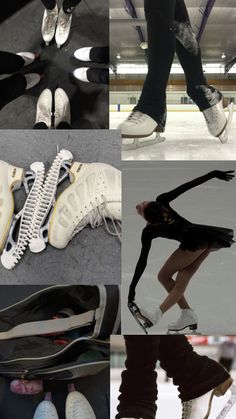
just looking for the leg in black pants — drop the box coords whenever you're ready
[0,52,27,111]
[116,335,230,419]
[41,0,82,13]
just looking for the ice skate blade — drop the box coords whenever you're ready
[122,134,165,150]
[167,323,201,335]
[128,302,153,335]
[219,102,234,144]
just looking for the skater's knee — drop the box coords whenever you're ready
[158,269,170,285]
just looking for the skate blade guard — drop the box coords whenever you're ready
[0,285,120,380]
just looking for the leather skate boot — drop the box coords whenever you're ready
[33,394,59,419]
[181,377,234,419]
[48,162,121,248]
[55,8,73,48]
[66,389,96,419]
[0,160,24,251]
[120,111,159,138]
[42,5,58,46]
[168,309,198,334]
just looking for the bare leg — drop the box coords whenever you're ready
[157,270,190,309]
[158,248,210,313]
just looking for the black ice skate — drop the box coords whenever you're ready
[128,301,153,335]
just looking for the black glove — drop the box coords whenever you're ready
[212,170,235,181]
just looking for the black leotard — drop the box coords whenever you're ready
[128,171,234,302]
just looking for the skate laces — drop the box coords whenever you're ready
[181,400,193,419]
[44,10,57,34]
[58,11,71,32]
[127,111,149,124]
[73,194,121,241]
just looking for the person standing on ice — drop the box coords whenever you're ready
[127,170,235,334]
[41,0,83,48]
[116,335,236,419]
[121,0,233,145]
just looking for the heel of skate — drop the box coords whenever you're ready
[214,377,233,397]
[189,323,198,331]
[8,165,24,191]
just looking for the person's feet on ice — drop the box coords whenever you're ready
[65,383,96,419]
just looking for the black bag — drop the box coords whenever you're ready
[0,285,120,381]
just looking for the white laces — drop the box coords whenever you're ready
[73,195,121,241]
[59,13,71,32]
[45,11,57,34]
[181,400,193,419]
[127,111,149,124]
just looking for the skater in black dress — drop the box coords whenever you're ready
[128,170,235,332]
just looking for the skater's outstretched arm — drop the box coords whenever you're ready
[156,170,234,204]
[128,227,153,302]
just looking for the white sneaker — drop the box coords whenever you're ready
[54,88,71,128]
[0,161,24,251]
[140,306,163,327]
[74,47,93,62]
[16,52,38,67]
[65,391,96,419]
[168,309,198,333]
[35,89,53,128]
[24,73,42,90]
[73,68,89,83]
[120,111,158,138]
[181,377,233,419]
[33,400,59,419]
[48,162,121,248]
[55,8,72,48]
[42,5,58,46]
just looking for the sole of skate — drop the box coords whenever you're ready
[128,302,153,335]
[167,323,201,335]
[122,132,166,150]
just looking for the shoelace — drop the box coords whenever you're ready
[181,400,193,419]
[44,11,57,34]
[73,195,121,241]
[127,111,149,124]
[58,13,71,32]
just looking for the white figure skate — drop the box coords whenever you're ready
[66,390,96,419]
[29,149,73,253]
[181,378,235,419]
[35,89,53,128]
[121,111,166,150]
[55,8,72,48]
[1,162,45,269]
[42,5,58,46]
[54,88,71,128]
[167,309,200,335]
[48,162,121,249]
[203,99,234,144]
[33,393,59,419]
[0,161,24,251]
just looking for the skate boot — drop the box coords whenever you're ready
[48,162,121,248]
[121,111,166,150]
[140,306,163,329]
[24,73,43,90]
[55,8,72,48]
[16,52,39,67]
[168,309,199,334]
[35,89,53,128]
[203,98,234,143]
[42,5,58,46]
[128,301,154,335]
[54,88,71,128]
[66,384,96,419]
[181,378,235,419]
[0,161,24,251]
[33,393,59,419]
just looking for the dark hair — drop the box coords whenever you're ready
[143,201,164,224]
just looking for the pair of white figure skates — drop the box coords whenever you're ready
[0,150,121,269]
[33,387,96,419]
[120,378,236,419]
[42,4,73,48]
[121,98,234,150]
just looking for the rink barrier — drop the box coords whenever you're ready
[110,104,236,112]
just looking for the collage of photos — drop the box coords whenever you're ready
[0,0,236,418]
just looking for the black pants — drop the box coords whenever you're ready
[0,52,27,111]
[34,122,71,129]
[41,0,82,13]
[136,0,219,125]
[116,336,230,419]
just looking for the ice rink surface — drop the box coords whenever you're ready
[122,161,236,335]
[110,109,236,160]
[111,370,236,419]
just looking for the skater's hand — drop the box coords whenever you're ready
[212,170,235,181]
